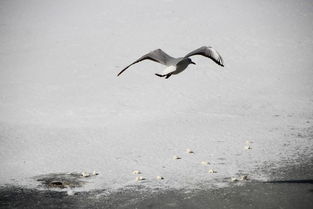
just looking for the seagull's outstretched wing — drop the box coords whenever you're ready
[184,46,224,67]
[117,49,173,76]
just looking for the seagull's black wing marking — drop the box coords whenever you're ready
[184,46,224,67]
[117,49,173,76]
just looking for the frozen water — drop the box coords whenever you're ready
[0,0,313,192]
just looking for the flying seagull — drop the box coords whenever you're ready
[117,46,224,79]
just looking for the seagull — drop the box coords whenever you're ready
[117,46,224,79]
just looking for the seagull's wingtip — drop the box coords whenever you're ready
[117,69,125,77]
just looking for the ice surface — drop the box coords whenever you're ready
[0,0,313,191]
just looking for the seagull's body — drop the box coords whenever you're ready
[117,46,224,79]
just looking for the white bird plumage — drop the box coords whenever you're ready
[117,46,224,79]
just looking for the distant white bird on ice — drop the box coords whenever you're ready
[117,46,224,79]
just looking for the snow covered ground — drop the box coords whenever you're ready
[0,0,312,192]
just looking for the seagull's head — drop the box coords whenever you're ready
[187,58,196,65]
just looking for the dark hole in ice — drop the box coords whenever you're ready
[36,173,87,189]
[50,181,63,187]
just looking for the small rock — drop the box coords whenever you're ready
[201,161,210,165]
[240,175,248,180]
[231,177,239,182]
[186,149,194,154]
[81,172,90,177]
[135,176,145,181]
[67,190,75,196]
[156,176,164,180]
[244,145,252,150]
[208,169,217,174]
[93,171,99,176]
[132,170,141,175]
[173,155,181,160]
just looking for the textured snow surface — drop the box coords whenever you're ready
[0,0,313,191]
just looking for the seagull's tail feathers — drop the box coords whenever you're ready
[155,73,166,77]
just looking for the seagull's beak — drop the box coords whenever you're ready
[190,61,196,65]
